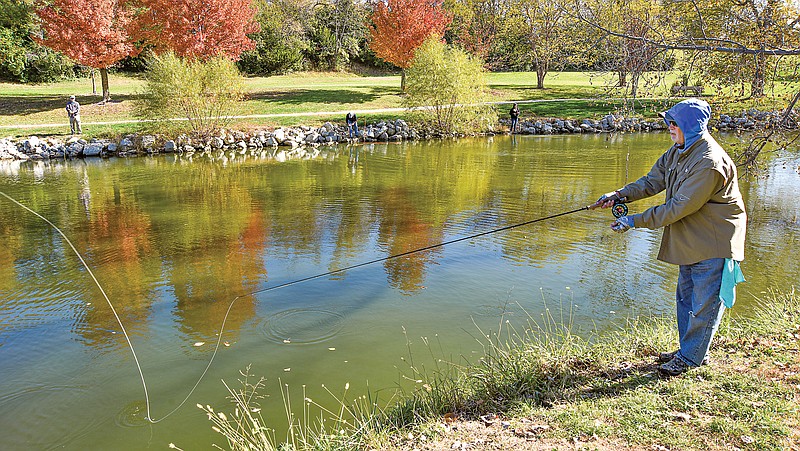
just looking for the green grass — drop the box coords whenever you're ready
[195,289,800,450]
[366,289,800,451]
[2,70,798,139]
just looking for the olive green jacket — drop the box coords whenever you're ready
[618,133,746,265]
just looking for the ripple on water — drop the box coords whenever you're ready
[115,400,151,428]
[261,308,345,345]
[0,282,87,334]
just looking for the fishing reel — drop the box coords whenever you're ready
[611,200,628,218]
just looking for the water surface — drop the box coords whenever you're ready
[1,134,798,450]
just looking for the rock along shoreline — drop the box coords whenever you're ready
[0,109,792,161]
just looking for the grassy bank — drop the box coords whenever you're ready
[7,70,791,139]
[198,288,800,450]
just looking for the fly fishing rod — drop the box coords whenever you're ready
[0,189,627,423]
[246,202,623,296]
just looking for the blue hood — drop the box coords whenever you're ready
[662,98,710,151]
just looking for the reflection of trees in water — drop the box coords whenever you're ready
[0,221,23,294]
[378,187,443,294]
[73,192,157,348]
[170,209,268,343]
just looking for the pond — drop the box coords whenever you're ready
[1,133,798,450]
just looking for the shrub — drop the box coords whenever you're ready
[404,37,495,134]
[136,52,245,136]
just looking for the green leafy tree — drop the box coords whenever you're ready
[0,0,74,82]
[136,52,245,135]
[238,0,310,75]
[404,36,494,133]
[306,0,368,71]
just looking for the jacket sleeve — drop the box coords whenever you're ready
[617,151,669,202]
[633,168,724,229]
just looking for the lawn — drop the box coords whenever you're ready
[1,70,794,138]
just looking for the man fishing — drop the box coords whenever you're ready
[591,98,747,376]
[346,111,358,138]
[509,103,520,133]
[66,95,82,135]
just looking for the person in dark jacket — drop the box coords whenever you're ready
[346,112,358,138]
[509,103,520,133]
[591,98,746,377]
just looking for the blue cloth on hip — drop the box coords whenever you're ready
[720,258,745,308]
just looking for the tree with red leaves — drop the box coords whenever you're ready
[35,0,142,102]
[139,0,259,60]
[368,0,451,90]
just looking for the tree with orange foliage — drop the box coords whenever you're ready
[368,0,451,90]
[138,0,259,60]
[35,0,142,102]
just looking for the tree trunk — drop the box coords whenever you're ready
[100,67,110,102]
[751,53,765,98]
[401,69,406,92]
[536,67,546,89]
[629,73,639,98]
[618,71,627,87]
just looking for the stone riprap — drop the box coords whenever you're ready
[0,110,793,161]
[0,119,413,161]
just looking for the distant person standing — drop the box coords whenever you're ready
[509,103,520,133]
[66,95,82,135]
[346,112,358,138]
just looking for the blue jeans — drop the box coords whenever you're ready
[675,258,725,366]
[510,117,518,133]
[348,123,358,137]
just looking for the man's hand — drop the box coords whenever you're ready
[610,215,634,233]
[590,191,625,210]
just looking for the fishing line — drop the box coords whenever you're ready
[1,189,597,423]
[0,190,152,419]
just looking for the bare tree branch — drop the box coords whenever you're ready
[572,9,800,56]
